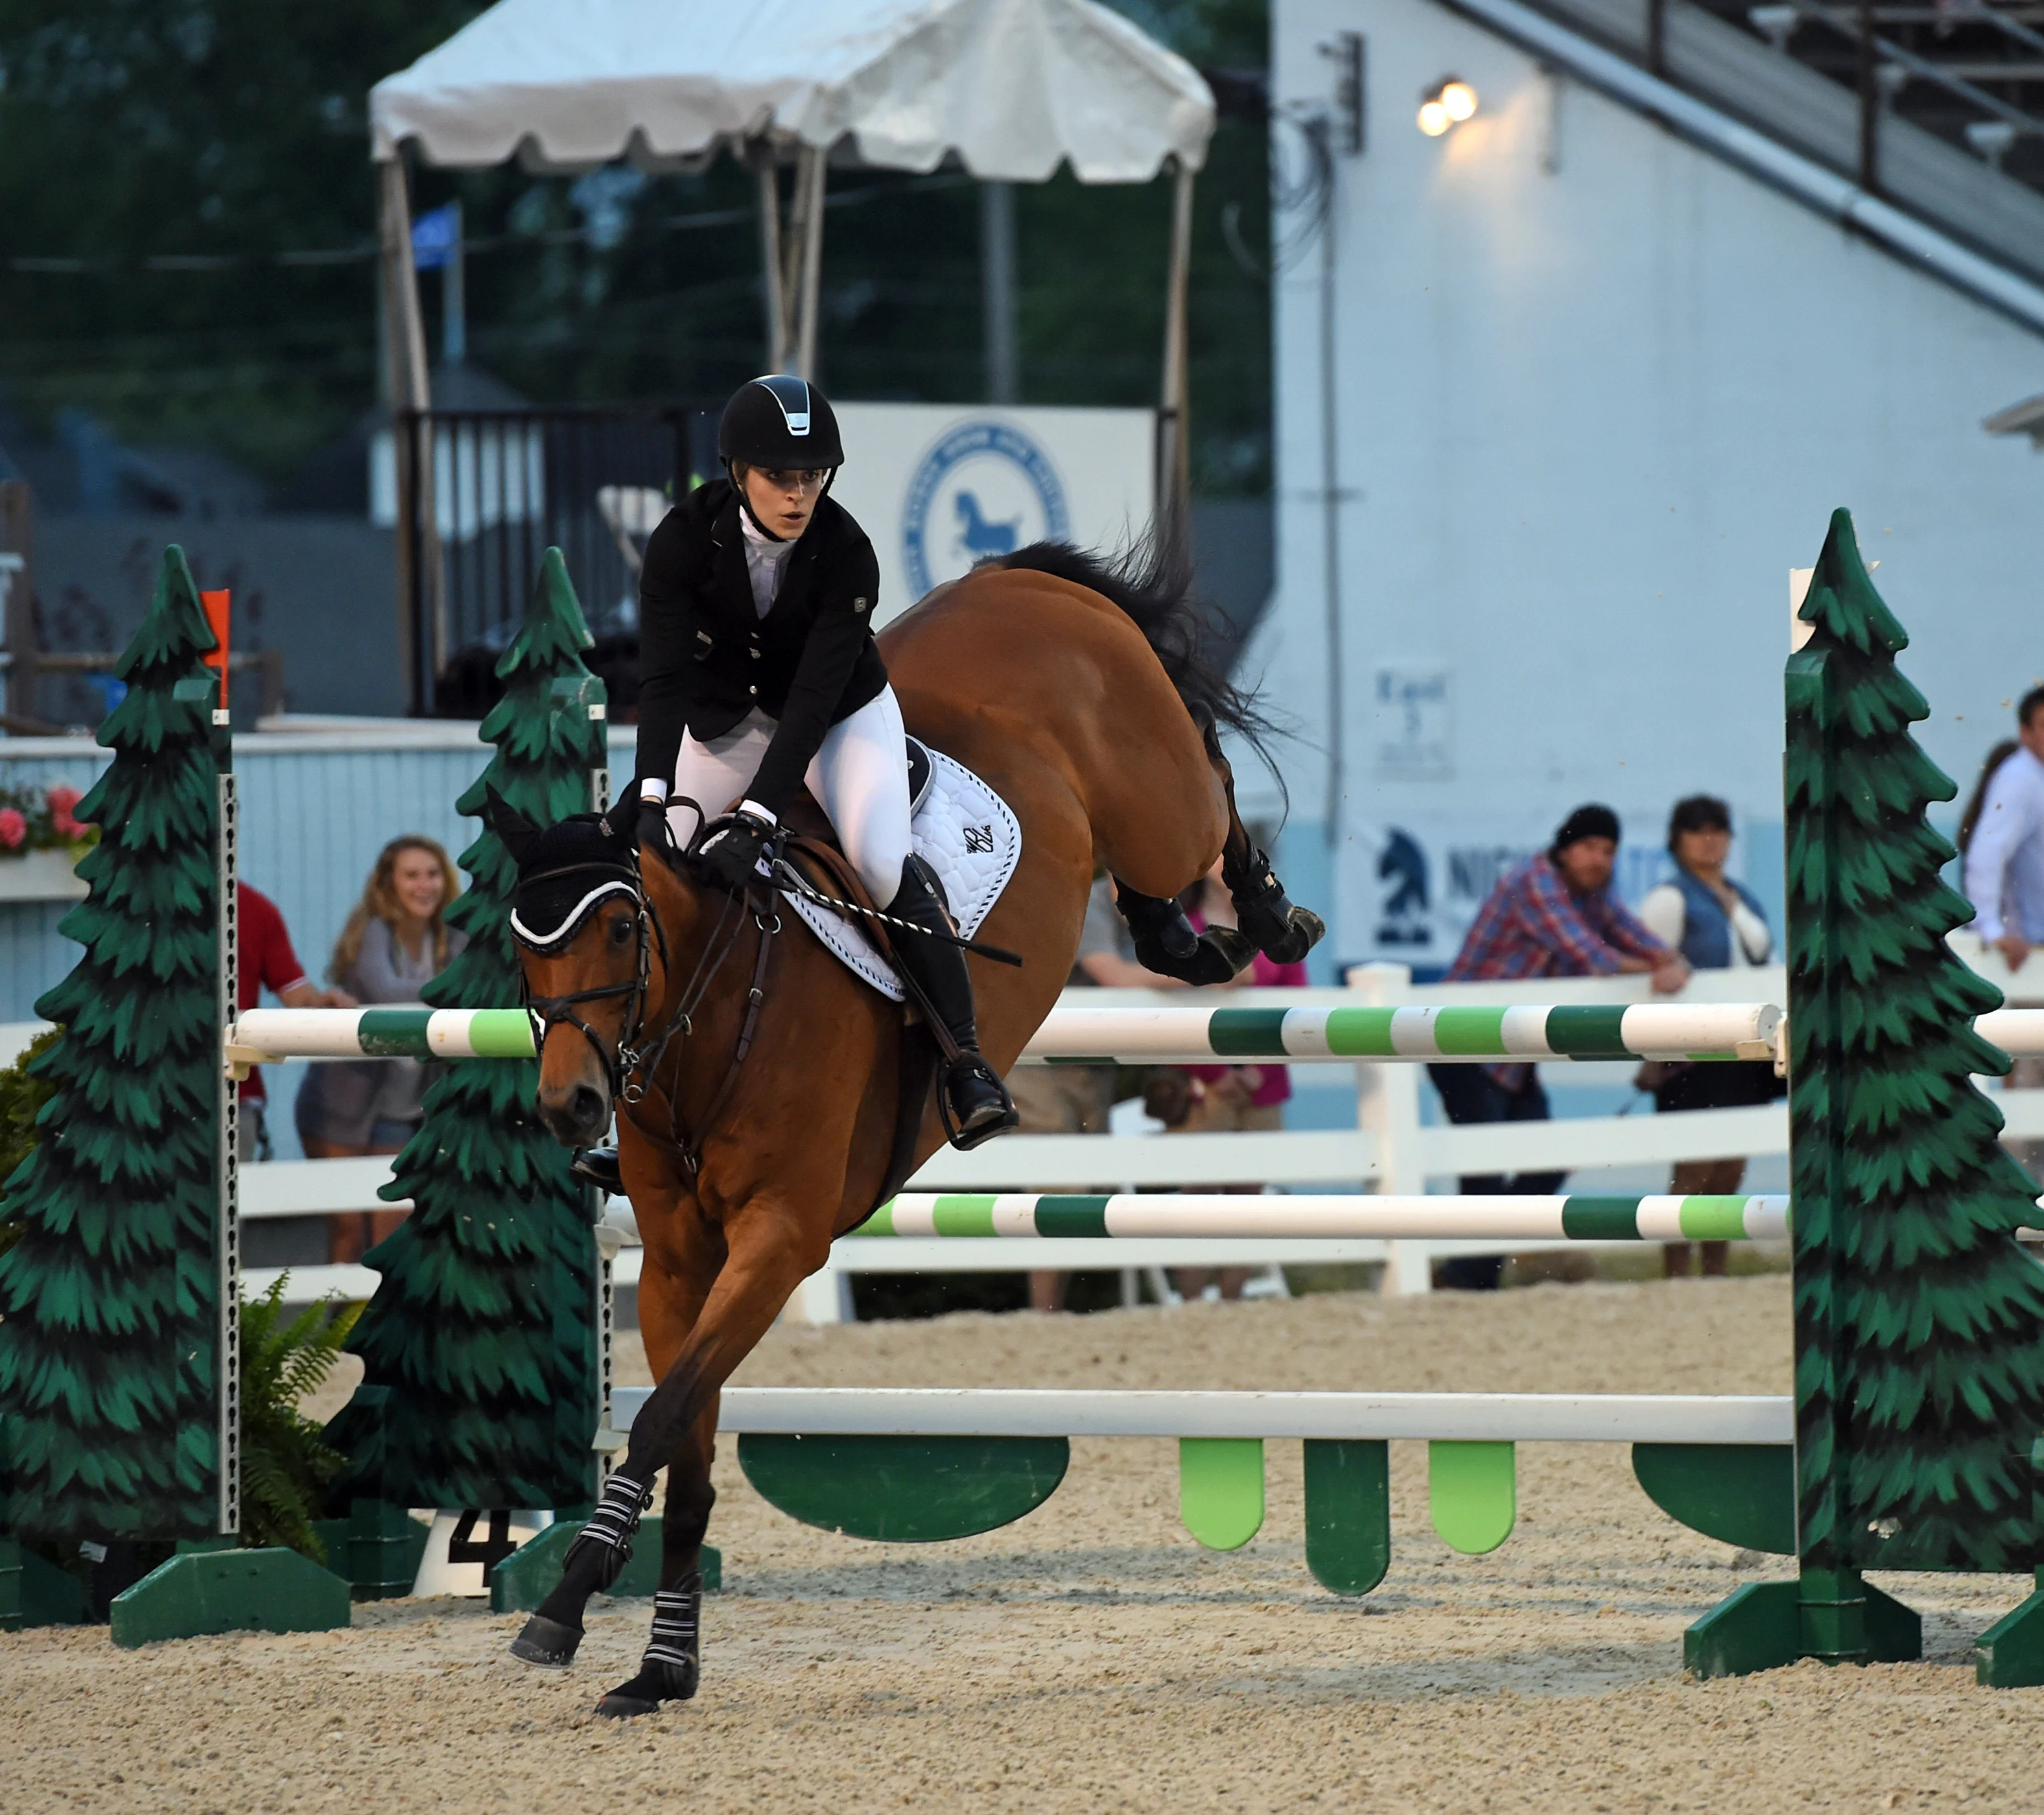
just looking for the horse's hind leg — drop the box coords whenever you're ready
[1191,703,1325,966]
[1112,880,1256,985]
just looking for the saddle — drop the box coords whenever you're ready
[761,736,1013,1220]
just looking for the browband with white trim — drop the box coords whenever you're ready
[510,878,638,954]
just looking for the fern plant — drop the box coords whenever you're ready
[239,1278,360,1563]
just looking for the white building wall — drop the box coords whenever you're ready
[1261,0,2044,974]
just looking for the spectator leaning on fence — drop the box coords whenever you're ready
[237,882,354,1165]
[1959,687,2044,1180]
[1636,795,1781,1281]
[1427,804,1689,1291]
[294,836,466,1263]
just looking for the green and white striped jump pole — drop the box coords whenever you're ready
[226,1003,2044,1068]
[228,1007,537,1068]
[854,1192,1791,1243]
[1020,1002,1783,1064]
[227,1003,1782,1066]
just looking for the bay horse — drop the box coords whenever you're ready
[491,541,1321,1716]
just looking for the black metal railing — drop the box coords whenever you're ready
[395,405,719,716]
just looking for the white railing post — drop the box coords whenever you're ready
[1347,963,1432,1294]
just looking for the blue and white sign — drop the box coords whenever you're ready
[901,420,1071,597]
[829,404,1155,626]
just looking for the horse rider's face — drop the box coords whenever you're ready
[739,463,828,539]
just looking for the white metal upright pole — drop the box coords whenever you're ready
[1157,160,1195,540]
[1350,963,1433,1295]
[792,145,827,381]
[755,148,789,372]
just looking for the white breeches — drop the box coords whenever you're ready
[664,685,913,902]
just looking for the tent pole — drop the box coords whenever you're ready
[1158,159,1195,552]
[755,148,789,371]
[792,146,827,381]
[981,181,1018,404]
[378,155,438,712]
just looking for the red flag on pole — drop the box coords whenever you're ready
[200,589,230,710]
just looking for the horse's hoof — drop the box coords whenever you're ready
[1262,906,1326,966]
[510,1613,584,1668]
[596,1661,698,1718]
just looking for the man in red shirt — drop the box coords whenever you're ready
[239,882,353,1161]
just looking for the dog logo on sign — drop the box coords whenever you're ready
[902,419,1070,597]
[963,824,996,855]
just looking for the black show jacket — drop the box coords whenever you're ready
[632,478,887,820]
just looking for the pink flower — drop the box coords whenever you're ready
[45,785,82,841]
[0,810,28,849]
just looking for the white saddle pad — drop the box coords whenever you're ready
[784,746,1021,1001]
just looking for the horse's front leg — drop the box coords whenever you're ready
[510,1192,827,1715]
[1192,704,1325,966]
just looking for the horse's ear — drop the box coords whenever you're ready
[484,785,541,863]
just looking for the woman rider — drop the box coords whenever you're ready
[630,374,1018,1149]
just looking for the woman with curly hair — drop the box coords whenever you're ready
[296,836,466,1261]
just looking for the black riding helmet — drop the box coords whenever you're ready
[718,375,845,472]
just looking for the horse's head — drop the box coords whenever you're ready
[489,790,657,1147]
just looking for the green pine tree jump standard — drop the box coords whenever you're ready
[1686,509,2044,1685]
[0,549,231,1557]
[0,546,351,1641]
[328,550,606,1516]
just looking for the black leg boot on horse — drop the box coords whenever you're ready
[594,1571,703,1717]
[889,855,1018,1149]
[1114,882,1259,985]
[510,1466,656,1667]
[1222,841,1325,965]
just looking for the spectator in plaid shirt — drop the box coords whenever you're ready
[1427,803,1689,1289]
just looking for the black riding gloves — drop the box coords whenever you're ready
[695,810,778,894]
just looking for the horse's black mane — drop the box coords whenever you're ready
[996,535,1286,811]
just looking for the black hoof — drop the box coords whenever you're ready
[1133,923,1254,987]
[1258,905,1326,966]
[596,1661,698,1718]
[510,1613,584,1668]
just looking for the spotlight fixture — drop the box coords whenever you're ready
[1418,76,1478,137]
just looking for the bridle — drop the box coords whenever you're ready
[513,843,779,1173]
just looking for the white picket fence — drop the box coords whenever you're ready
[10,934,2039,1320]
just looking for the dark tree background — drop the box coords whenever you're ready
[0,0,1271,496]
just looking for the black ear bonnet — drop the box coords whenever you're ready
[506,812,639,954]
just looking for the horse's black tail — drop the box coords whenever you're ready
[995,535,1286,810]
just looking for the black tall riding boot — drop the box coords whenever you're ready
[888,856,1018,1150]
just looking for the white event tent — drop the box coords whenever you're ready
[369,0,1216,466]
